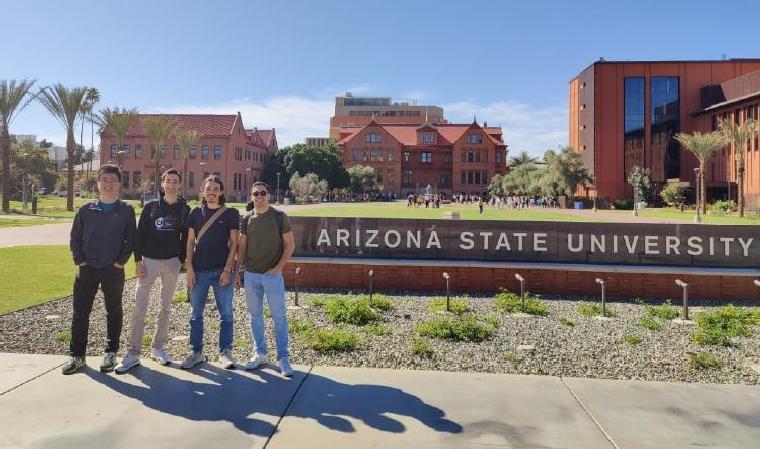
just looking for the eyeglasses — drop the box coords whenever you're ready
[251,191,268,197]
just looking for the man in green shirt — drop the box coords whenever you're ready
[235,182,295,376]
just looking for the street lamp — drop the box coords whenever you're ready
[276,171,281,205]
[693,167,702,223]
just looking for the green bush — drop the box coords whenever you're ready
[623,335,642,345]
[613,199,634,210]
[410,337,433,356]
[234,338,249,350]
[172,291,188,304]
[690,305,759,346]
[417,315,495,342]
[428,297,469,315]
[289,317,316,335]
[504,351,520,364]
[659,183,687,207]
[325,296,381,325]
[559,318,576,327]
[578,302,615,317]
[141,335,153,348]
[638,317,663,332]
[688,351,724,370]
[56,330,71,343]
[493,289,548,316]
[709,199,736,214]
[364,323,389,336]
[306,328,361,352]
[646,300,680,320]
[365,294,394,311]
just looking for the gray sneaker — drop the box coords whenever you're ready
[100,352,117,372]
[181,350,206,369]
[219,348,237,369]
[114,352,140,374]
[279,357,294,377]
[152,347,172,365]
[62,356,86,375]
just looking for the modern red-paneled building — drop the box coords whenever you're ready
[337,120,508,196]
[569,59,760,206]
[100,113,277,201]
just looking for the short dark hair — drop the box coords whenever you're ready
[201,175,226,205]
[98,164,122,182]
[162,168,182,182]
[251,181,269,192]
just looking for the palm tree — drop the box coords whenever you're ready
[175,129,200,197]
[0,79,37,212]
[674,130,727,221]
[143,115,177,196]
[37,84,89,211]
[83,88,100,179]
[94,107,138,167]
[509,150,538,168]
[719,118,757,217]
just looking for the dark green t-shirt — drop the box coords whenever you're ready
[240,207,292,273]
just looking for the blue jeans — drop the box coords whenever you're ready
[244,272,289,360]
[189,268,234,353]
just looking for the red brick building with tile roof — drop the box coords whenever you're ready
[100,113,276,201]
[337,120,507,196]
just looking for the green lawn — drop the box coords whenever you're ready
[0,246,136,315]
[9,197,144,218]
[0,217,69,228]
[609,208,760,225]
[286,201,608,222]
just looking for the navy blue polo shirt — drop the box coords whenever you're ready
[187,205,240,272]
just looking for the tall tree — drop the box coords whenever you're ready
[176,129,200,196]
[94,107,137,157]
[283,142,349,189]
[37,84,89,211]
[346,164,377,194]
[674,130,726,214]
[11,138,57,210]
[0,79,37,212]
[626,165,652,216]
[719,117,757,217]
[143,115,177,195]
[509,150,538,168]
[538,146,591,198]
[83,88,100,178]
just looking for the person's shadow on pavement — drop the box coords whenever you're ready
[86,363,462,437]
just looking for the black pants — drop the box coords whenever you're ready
[69,265,125,357]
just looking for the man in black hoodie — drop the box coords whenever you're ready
[63,164,136,375]
[116,169,190,373]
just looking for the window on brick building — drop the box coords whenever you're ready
[443,153,450,164]
[387,150,395,161]
[174,144,180,159]
[461,172,466,184]
[467,133,482,144]
[496,150,502,163]
[387,169,394,184]
[110,144,117,158]
[160,144,167,159]
[366,133,382,143]
[202,145,209,159]
[352,149,360,162]
[189,145,196,159]
[135,144,142,159]
[403,170,413,185]
[123,144,130,159]
[420,133,435,144]
[421,152,432,163]
[439,172,450,186]
[403,151,410,162]
[214,145,222,159]
[377,173,383,183]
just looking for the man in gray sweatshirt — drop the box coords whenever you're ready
[62,164,136,375]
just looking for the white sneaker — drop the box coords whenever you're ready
[152,348,172,365]
[245,353,268,370]
[279,357,293,377]
[181,350,206,369]
[115,352,141,373]
[219,348,237,369]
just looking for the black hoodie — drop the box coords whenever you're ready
[134,195,191,263]
[70,199,136,268]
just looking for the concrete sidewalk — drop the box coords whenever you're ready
[0,353,759,449]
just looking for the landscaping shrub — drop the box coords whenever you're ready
[306,328,361,352]
[646,300,680,320]
[688,351,724,370]
[612,199,634,210]
[690,305,759,346]
[578,302,615,317]
[325,296,381,325]
[659,183,686,207]
[289,317,316,335]
[141,335,153,348]
[493,289,548,316]
[638,317,663,332]
[56,331,71,343]
[172,291,187,304]
[365,294,394,311]
[559,318,576,327]
[709,199,736,214]
[410,337,433,356]
[364,323,389,336]
[428,297,469,315]
[623,335,642,345]
[417,315,495,342]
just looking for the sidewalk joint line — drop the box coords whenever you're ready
[263,365,313,449]
[560,377,620,449]
[0,361,66,396]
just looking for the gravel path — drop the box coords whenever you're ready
[1,275,758,384]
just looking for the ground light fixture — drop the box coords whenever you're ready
[368,269,374,300]
[514,273,526,308]
[293,267,302,307]
[442,272,451,313]
[674,279,690,320]
[594,278,607,317]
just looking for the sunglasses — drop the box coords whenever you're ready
[251,191,268,197]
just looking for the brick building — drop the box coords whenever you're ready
[330,92,445,140]
[337,120,508,196]
[100,113,276,201]
[569,59,760,206]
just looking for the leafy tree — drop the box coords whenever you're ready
[11,139,57,209]
[37,84,89,211]
[626,165,652,216]
[502,163,542,196]
[660,182,686,207]
[262,146,290,191]
[509,150,538,168]
[347,164,377,194]
[487,173,504,197]
[288,171,328,203]
[283,142,349,189]
[674,131,726,213]
[537,146,591,198]
[0,79,37,212]
[719,118,757,217]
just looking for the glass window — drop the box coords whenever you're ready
[420,133,435,144]
[352,149,360,162]
[495,150,502,163]
[122,144,130,159]
[160,144,167,159]
[190,145,196,159]
[403,151,410,162]
[651,76,680,181]
[387,150,395,161]
[135,144,142,159]
[421,152,432,163]
[174,144,180,159]
[443,153,451,164]
[624,77,645,178]
[461,171,466,184]
[202,145,209,159]
[110,144,117,158]
[403,170,413,185]
[467,133,482,144]
[214,145,222,159]
[366,133,381,143]
[439,172,450,186]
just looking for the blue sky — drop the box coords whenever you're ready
[4,0,759,156]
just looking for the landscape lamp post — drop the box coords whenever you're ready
[514,273,526,308]
[675,279,690,320]
[595,278,607,316]
[442,272,451,313]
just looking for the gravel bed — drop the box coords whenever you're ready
[1,275,759,384]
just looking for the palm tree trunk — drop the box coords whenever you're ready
[67,131,75,211]
[183,156,189,197]
[700,161,707,214]
[155,146,160,198]
[738,165,745,217]
[1,132,10,213]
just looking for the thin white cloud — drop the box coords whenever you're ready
[444,101,567,158]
